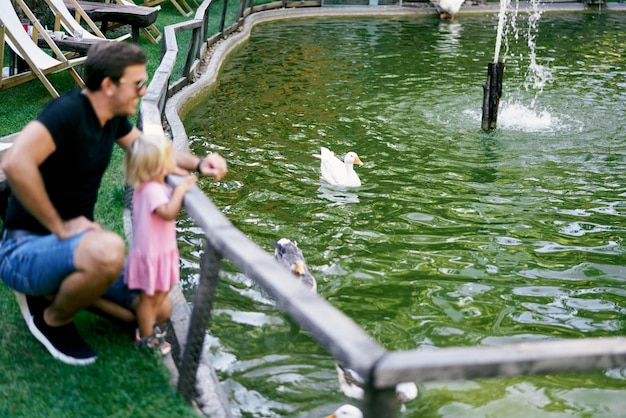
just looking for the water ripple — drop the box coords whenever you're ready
[182,13,626,418]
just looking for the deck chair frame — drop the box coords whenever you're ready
[140,0,194,18]
[0,0,86,97]
[107,0,162,44]
[45,0,131,42]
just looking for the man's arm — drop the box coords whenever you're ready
[1,121,99,237]
[116,126,143,151]
[117,128,228,181]
[173,150,228,182]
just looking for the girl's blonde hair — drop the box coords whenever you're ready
[124,134,172,187]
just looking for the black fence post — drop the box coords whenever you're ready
[220,0,229,34]
[361,386,400,418]
[177,239,223,403]
[237,0,246,20]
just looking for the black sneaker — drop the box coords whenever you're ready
[28,310,97,366]
[14,291,50,324]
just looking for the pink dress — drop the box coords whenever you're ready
[125,181,180,296]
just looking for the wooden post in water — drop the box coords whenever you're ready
[481,62,504,131]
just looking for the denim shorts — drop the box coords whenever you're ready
[0,229,138,310]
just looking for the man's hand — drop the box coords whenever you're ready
[198,153,227,181]
[57,216,102,240]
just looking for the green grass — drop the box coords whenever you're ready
[0,2,212,416]
[0,0,270,413]
[0,283,198,417]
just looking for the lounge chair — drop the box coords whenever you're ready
[0,0,86,97]
[44,0,132,42]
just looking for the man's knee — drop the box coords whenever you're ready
[76,231,125,277]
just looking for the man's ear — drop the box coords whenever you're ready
[101,77,117,96]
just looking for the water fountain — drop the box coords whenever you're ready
[481,61,504,130]
[482,0,547,131]
[481,0,509,130]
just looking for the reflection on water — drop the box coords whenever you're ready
[179,12,626,418]
[317,184,361,205]
[434,22,463,54]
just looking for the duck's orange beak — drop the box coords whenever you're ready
[354,156,363,166]
[293,262,305,276]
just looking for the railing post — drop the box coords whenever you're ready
[183,25,202,78]
[219,0,229,34]
[361,386,400,418]
[237,0,246,20]
[202,5,210,42]
[177,239,223,403]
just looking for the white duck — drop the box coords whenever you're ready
[336,363,418,404]
[317,147,363,187]
[434,0,465,21]
[325,404,363,418]
[272,238,317,292]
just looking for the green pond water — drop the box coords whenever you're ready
[178,10,626,418]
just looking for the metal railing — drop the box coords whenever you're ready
[138,2,626,417]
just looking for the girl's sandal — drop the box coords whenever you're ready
[135,329,172,356]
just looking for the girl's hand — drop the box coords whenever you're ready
[156,175,198,221]
[179,174,197,193]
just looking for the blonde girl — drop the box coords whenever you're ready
[123,134,197,355]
